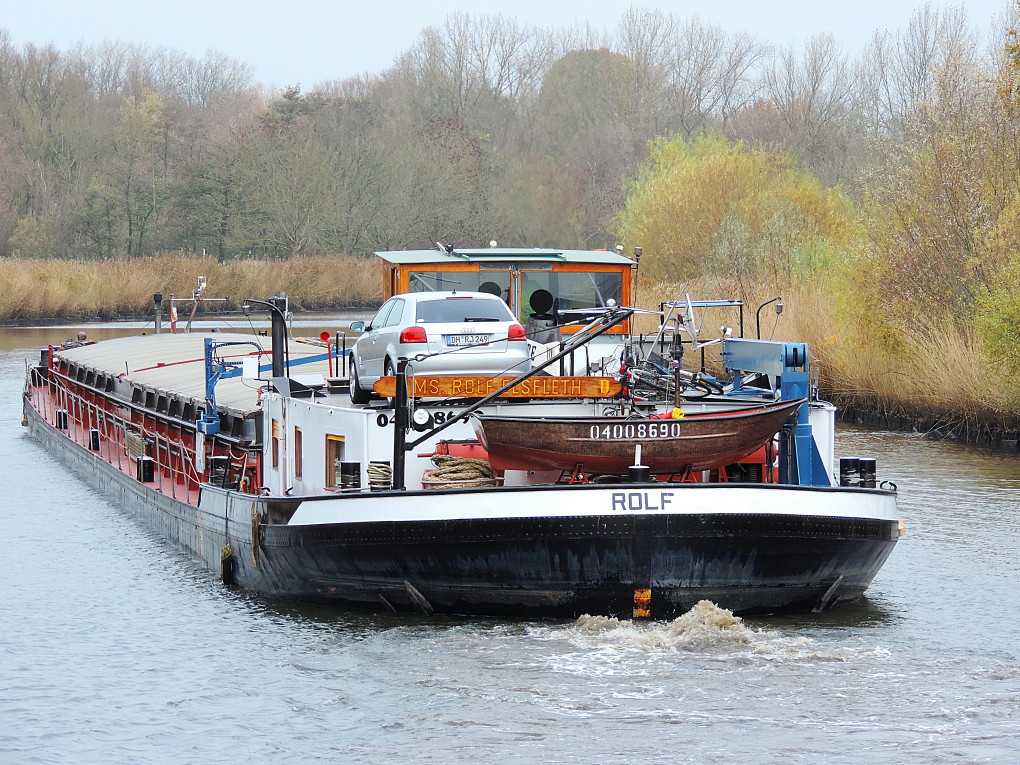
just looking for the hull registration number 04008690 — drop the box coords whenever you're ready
[590,422,684,440]
[447,334,490,346]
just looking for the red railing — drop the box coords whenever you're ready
[29,365,261,499]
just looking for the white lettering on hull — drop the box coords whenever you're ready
[590,422,683,440]
[611,492,674,511]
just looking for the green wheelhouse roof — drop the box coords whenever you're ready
[374,248,636,266]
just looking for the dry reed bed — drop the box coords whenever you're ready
[3,260,1013,429]
[642,277,1018,432]
[0,254,382,322]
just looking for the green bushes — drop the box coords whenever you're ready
[615,135,857,291]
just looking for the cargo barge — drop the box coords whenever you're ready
[22,247,901,618]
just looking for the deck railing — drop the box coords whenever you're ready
[30,366,259,498]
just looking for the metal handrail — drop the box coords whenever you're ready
[39,375,257,495]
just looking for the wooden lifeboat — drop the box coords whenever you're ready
[471,398,805,474]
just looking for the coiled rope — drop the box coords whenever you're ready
[367,461,392,490]
[422,454,498,489]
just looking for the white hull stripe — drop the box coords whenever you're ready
[278,484,899,526]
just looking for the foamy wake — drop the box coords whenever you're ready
[546,600,847,661]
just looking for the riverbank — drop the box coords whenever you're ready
[787,287,1020,450]
[830,395,1020,450]
[0,254,381,322]
[6,257,1019,446]
[635,275,1020,451]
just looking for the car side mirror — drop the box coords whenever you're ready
[350,321,366,332]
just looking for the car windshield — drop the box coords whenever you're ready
[415,298,512,323]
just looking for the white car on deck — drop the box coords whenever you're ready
[348,291,532,403]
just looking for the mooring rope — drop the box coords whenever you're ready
[367,461,392,490]
[422,454,498,489]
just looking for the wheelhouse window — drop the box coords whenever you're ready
[325,435,345,490]
[401,266,626,329]
[408,270,511,302]
[520,271,623,323]
[293,427,303,479]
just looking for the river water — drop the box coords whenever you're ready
[1,320,1018,764]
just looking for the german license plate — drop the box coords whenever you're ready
[447,334,490,346]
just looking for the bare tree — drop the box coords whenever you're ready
[662,18,768,134]
[858,4,979,134]
[390,13,555,136]
[615,9,678,136]
[759,34,859,180]
[68,41,252,106]
[179,51,253,106]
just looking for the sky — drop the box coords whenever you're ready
[0,0,1012,90]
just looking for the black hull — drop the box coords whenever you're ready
[237,513,898,619]
[25,398,898,620]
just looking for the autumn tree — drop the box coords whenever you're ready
[163,88,264,259]
[969,5,1020,372]
[67,41,253,106]
[615,134,857,292]
[0,9,1006,266]
[526,48,640,246]
[229,111,339,257]
[0,40,102,258]
[861,22,997,331]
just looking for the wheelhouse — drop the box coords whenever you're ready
[375,247,637,336]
